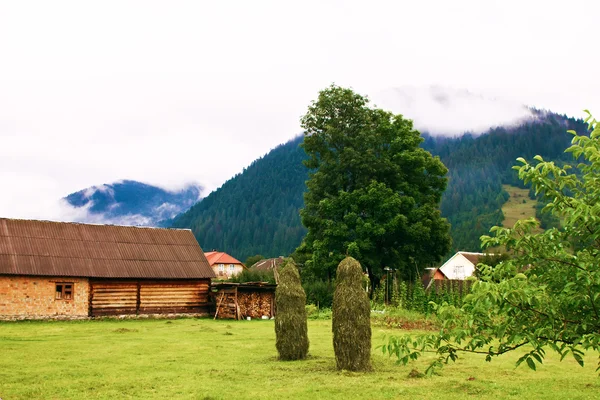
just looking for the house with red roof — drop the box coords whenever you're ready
[204,251,246,279]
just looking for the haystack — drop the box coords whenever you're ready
[332,257,372,371]
[275,260,309,360]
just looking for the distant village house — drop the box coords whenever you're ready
[250,256,285,283]
[426,251,486,284]
[205,251,246,279]
[250,256,285,272]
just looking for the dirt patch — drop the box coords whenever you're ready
[112,328,138,333]
[372,316,439,331]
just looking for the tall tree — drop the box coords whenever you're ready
[297,85,451,285]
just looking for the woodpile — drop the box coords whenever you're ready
[212,282,276,320]
[238,292,273,319]
[214,289,240,319]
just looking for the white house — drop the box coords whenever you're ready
[437,251,486,280]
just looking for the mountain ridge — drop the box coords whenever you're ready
[64,180,203,227]
[170,112,586,261]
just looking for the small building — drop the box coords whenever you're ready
[250,256,285,272]
[437,251,486,280]
[422,267,446,289]
[250,256,285,283]
[0,218,216,319]
[212,282,276,320]
[205,251,246,279]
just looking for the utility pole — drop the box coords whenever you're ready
[384,267,391,304]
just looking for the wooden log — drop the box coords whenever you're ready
[234,287,240,320]
[214,292,225,320]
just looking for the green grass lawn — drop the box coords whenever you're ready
[0,318,598,399]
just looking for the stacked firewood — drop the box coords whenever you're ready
[238,292,274,319]
[215,291,239,319]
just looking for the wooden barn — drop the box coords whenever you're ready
[212,282,276,320]
[0,218,216,319]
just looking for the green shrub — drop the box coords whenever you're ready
[245,254,265,268]
[306,304,332,320]
[305,303,318,317]
[372,280,385,306]
[303,279,334,308]
[275,260,309,360]
[411,280,427,313]
[229,269,275,284]
[332,257,372,371]
[369,277,470,314]
[370,307,439,331]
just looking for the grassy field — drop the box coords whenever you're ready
[0,318,598,399]
[501,184,543,233]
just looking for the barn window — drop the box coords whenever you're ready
[55,283,74,300]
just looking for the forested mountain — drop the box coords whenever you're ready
[171,112,587,260]
[424,111,586,250]
[65,180,202,226]
[170,138,308,258]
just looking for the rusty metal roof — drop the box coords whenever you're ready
[458,251,485,265]
[0,218,216,279]
[250,257,285,271]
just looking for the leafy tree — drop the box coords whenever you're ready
[474,253,510,279]
[383,111,600,374]
[298,85,451,287]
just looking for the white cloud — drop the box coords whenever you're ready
[373,86,534,136]
[0,0,599,220]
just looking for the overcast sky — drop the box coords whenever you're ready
[1,0,599,220]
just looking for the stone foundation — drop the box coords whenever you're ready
[0,312,210,321]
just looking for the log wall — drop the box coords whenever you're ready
[90,279,210,316]
[89,280,137,316]
[139,280,209,314]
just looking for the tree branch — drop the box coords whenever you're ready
[503,298,579,325]
[536,255,588,273]
[435,339,530,356]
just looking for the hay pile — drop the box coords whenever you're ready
[332,257,372,371]
[275,260,309,360]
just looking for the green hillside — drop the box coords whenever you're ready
[171,112,586,260]
[501,184,543,233]
[171,137,307,259]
